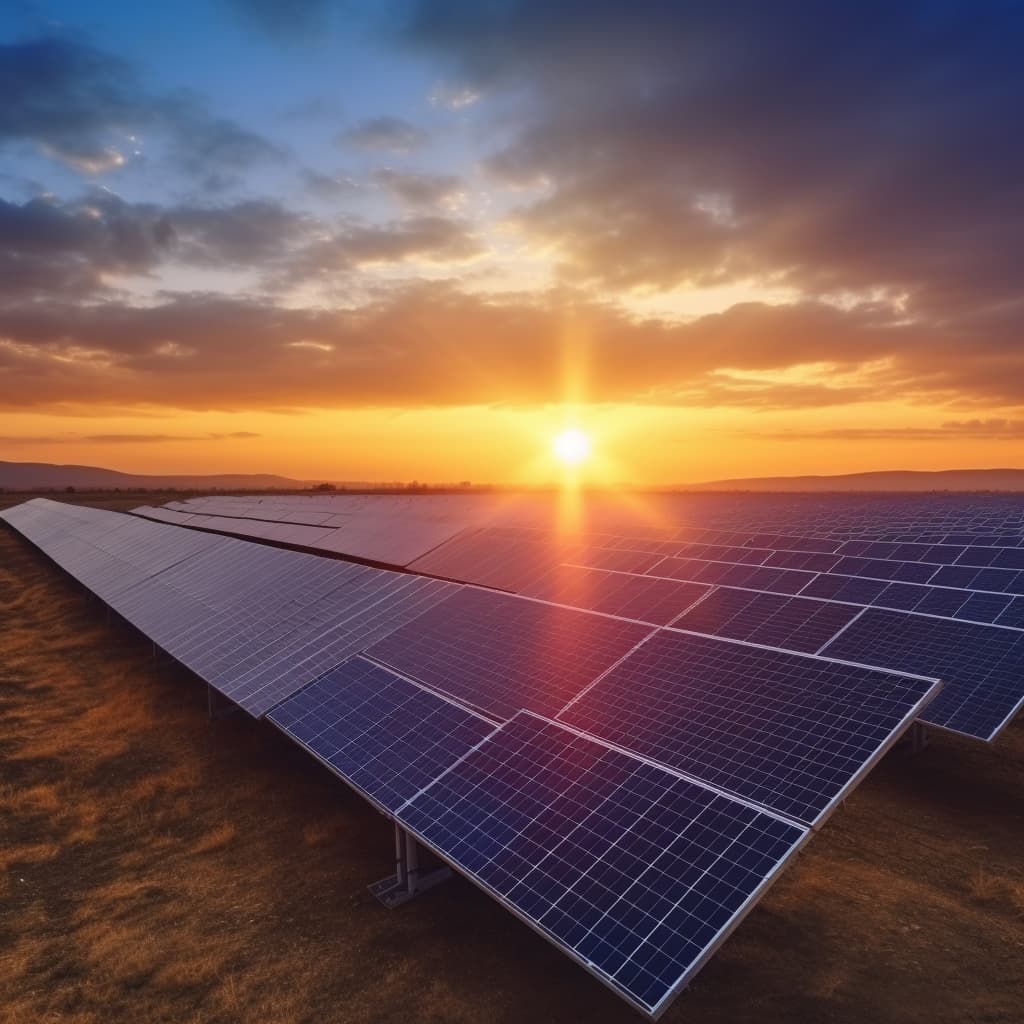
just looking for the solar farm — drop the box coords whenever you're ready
[2,491,1024,1021]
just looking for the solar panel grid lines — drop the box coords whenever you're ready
[216,573,461,717]
[646,555,819,596]
[366,586,657,722]
[396,711,809,1018]
[557,629,942,827]
[819,608,1024,740]
[812,605,869,656]
[668,586,862,655]
[521,563,713,626]
[268,656,499,815]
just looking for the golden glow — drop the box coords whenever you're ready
[552,427,592,466]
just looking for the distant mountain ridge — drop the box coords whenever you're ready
[684,468,1024,492]
[3,461,1024,493]
[0,461,308,491]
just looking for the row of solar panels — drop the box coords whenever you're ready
[133,500,1024,742]
[134,499,479,567]
[406,527,1024,742]
[159,491,1024,544]
[2,497,941,1017]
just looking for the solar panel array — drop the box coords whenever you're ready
[8,489,1023,1016]
[0,498,457,716]
[406,519,1024,741]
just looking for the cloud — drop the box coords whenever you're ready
[762,419,1024,442]
[399,1,1024,327]
[0,285,990,413]
[302,169,359,199]
[0,192,173,297]
[341,116,429,154]
[0,36,281,181]
[372,168,464,209]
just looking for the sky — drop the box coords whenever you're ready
[1,0,1023,485]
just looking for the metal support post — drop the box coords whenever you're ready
[369,822,452,908]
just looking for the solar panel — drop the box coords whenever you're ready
[268,656,496,813]
[669,587,861,654]
[559,629,939,826]
[523,564,711,625]
[820,608,1024,740]
[397,712,808,1018]
[651,557,815,595]
[215,574,459,717]
[366,587,654,721]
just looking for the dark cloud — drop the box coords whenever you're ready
[0,36,281,180]
[0,190,481,297]
[273,215,483,286]
[0,192,173,297]
[373,168,463,208]
[168,200,317,267]
[341,116,429,154]
[401,1,1024,323]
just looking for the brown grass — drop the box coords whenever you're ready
[2,495,1024,1023]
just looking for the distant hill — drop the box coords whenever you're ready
[0,460,307,492]
[684,468,1024,492]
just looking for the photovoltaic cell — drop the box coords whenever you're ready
[268,656,495,813]
[216,574,458,717]
[820,608,1024,740]
[366,587,653,721]
[669,587,861,654]
[651,557,815,595]
[523,564,710,625]
[559,630,939,825]
[397,712,807,1018]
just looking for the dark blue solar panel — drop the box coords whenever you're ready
[830,557,937,584]
[217,574,457,717]
[930,564,1024,595]
[873,582,927,612]
[821,609,1024,740]
[523,564,710,625]
[995,596,1024,629]
[992,549,1024,570]
[652,557,814,595]
[669,587,860,654]
[560,630,938,826]
[763,550,843,573]
[913,587,971,618]
[800,574,889,604]
[956,592,1015,624]
[397,712,807,1017]
[367,587,653,721]
[268,656,495,813]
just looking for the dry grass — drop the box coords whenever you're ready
[2,496,1024,1023]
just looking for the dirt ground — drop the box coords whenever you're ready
[1,495,1023,1024]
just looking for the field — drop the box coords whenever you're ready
[2,494,1023,1024]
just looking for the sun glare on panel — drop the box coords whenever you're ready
[552,427,592,467]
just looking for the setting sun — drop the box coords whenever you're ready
[552,428,592,466]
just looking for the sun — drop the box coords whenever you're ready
[552,427,592,466]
